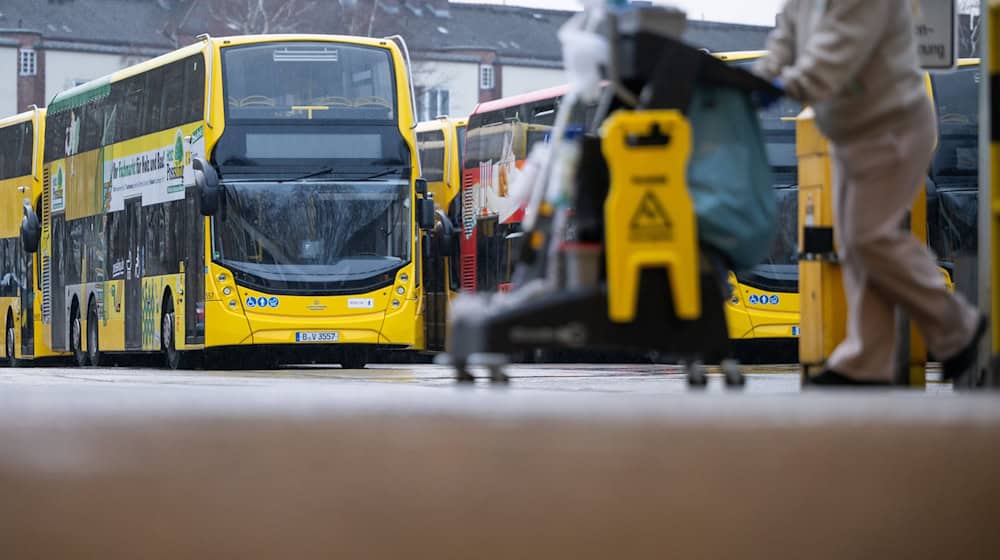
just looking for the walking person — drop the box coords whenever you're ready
[755,0,986,385]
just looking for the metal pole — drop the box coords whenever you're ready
[894,214,913,386]
[977,0,995,388]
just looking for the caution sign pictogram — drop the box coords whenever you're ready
[628,191,673,242]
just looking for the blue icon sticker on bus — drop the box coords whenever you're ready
[748,294,759,305]
[792,326,800,336]
[769,294,779,305]
[268,296,279,308]
[245,296,257,308]
[257,296,268,308]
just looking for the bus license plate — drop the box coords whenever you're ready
[295,331,339,343]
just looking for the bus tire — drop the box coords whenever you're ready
[339,347,367,370]
[70,301,89,367]
[162,296,182,370]
[87,299,102,367]
[6,312,23,368]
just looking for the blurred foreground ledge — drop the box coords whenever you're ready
[1,386,999,559]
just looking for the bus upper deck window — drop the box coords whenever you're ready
[222,42,395,122]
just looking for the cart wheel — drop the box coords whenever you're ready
[488,365,510,385]
[721,359,746,388]
[685,360,708,388]
[455,364,476,384]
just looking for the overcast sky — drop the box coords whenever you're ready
[460,0,786,26]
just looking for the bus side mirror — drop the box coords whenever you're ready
[417,197,435,231]
[193,157,221,216]
[20,201,40,254]
[415,177,428,196]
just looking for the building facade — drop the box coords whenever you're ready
[0,0,773,121]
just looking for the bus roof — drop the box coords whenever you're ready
[47,34,402,115]
[466,53,982,121]
[47,40,205,114]
[470,84,569,117]
[47,76,112,115]
[416,117,468,133]
[0,109,40,129]
[713,50,981,68]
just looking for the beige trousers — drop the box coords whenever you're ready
[827,100,979,382]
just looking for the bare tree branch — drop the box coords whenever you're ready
[205,0,318,34]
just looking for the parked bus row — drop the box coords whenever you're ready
[0,39,977,369]
[417,52,980,359]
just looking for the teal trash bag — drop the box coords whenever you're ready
[686,85,777,271]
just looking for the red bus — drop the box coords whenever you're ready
[459,85,569,293]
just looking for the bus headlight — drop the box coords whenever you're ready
[392,299,400,308]
[400,273,409,283]
[218,274,228,283]
[228,300,237,309]
[222,287,232,296]
[396,286,405,295]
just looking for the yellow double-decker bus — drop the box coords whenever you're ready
[0,109,44,367]
[20,34,434,370]
[416,117,466,214]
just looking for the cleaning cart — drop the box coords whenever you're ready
[442,4,781,386]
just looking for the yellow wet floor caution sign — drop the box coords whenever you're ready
[601,110,700,323]
[629,192,674,243]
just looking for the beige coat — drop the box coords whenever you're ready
[755,0,929,143]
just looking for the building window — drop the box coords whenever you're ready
[19,49,37,77]
[418,88,450,121]
[479,65,495,90]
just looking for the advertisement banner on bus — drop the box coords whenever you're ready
[104,125,205,212]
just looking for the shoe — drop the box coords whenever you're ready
[942,315,988,381]
[806,368,891,387]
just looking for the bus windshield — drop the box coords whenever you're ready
[732,59,802,291]
[222,42,396,122]
[213,181,411,289]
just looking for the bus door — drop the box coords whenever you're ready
[124,198,143,350]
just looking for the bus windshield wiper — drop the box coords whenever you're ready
[281,166,335,183]
[359,167,404,181]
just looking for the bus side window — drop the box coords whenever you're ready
[529,101,557,127]
[79,103,104,154]
[416,130,445,182]
[145,68,165,135]
[0,124,10,179]
[17,121,33,178]
[162,60,186,130]
[117,76,145,142]
[183,54,206,124]
[44,110,66,163]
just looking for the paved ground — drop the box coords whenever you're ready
[1,362,996,559]
[0,362,953,394]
